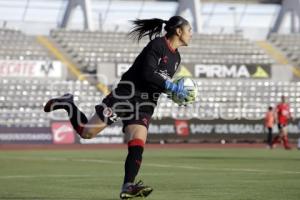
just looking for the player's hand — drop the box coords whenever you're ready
[165,79,188,100]
[174,79,189,100]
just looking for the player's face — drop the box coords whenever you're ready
[179,24,192,46]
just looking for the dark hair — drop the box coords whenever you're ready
[268,106,273,111]
[129,16,189,42]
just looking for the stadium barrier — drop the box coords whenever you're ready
[1,119,299,144]
[147,118,300,143]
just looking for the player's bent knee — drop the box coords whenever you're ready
[81,128,97,139]
[81,126,106,139]
[81,132,94,139]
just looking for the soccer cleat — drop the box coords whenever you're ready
[44,93,74,113]
[285,146,292,150]
[120,181,153,199]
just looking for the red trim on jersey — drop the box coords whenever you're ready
[164,37,177,53]
[128,139,145,147]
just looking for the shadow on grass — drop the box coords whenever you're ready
[0,197,118,200]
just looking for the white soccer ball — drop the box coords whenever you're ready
[171,77,198,105]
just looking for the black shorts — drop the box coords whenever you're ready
[277,123,287,130]
[95,90,156,132]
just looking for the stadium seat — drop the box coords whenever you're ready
[50,30,275,73]
[0,78,103,127]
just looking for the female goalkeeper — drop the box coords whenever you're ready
[44,15,193,199]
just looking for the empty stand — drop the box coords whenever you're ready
[1,77,299,127]
[154,79,300,120]
[1,30,297,128]
[0,28,53,60]
[0,79,103,128]
[51,29,275,73]
[268,33,300,66]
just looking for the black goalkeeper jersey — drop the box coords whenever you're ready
[116,36,181,102]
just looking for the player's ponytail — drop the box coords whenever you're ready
[129,18,166,42]
[129,16,189,42]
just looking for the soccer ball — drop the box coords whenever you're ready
[170,77,198,105]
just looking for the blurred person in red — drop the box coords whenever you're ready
[272,95,293,150]
[264,106,275,148]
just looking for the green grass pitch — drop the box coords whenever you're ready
[0,147,300,200]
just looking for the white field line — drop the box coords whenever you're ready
[1,156,300,176]
[0,174,95,179]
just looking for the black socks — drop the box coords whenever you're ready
[123,139,145,184]
[65,102,88,136]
